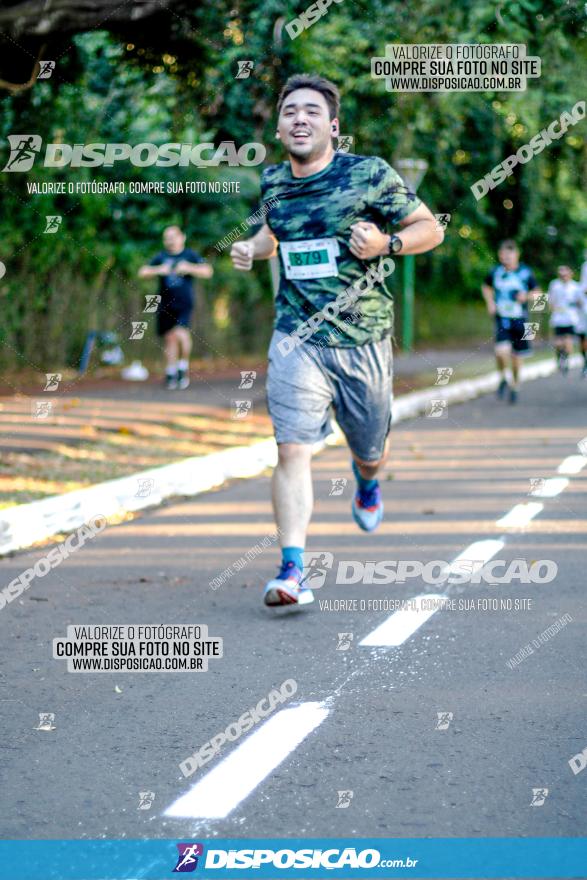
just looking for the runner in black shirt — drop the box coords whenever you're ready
[138,226,213,389]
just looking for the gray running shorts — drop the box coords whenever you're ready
[266,329,393,462]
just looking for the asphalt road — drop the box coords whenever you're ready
[1,367,586,860]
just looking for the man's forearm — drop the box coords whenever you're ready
[391,219,443,255]
[250,227,278,260]
[481,285,495,309]
[138,266,161,278]
[184,263,213,278]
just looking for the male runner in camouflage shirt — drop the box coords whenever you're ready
[231,74,444,607]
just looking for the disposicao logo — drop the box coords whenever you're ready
[2,136,266,171]
[202,847,385,869]
[173,843,204,873]
[3,135,42,171]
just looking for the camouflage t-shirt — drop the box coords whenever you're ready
[260,151,421,347]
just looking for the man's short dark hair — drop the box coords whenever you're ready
[499,239,518,250]
[277,74,340,120]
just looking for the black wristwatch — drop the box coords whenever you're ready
[388,234,403,254]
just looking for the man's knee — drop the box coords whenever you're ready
[354,455,384,471]
[277,443,313,466]
[354,441,389,471]
[173,326,190,343]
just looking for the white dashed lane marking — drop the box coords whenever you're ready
[162,442,586,822]
[358,593,445,647]
[441,539,505,579]
[359,539,505,648]
[558,455,586,475]
[164,702,330,819]
[530,477,570,497]
[495,502,544,528]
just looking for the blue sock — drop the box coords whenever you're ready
[282,546,304,571]
[352,459,378,491]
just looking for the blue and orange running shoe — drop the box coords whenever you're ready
[263,561,315,607]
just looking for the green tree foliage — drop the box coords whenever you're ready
[0,0,585,369]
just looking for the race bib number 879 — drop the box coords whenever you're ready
[280,238,340,280]
[289,248,328,267]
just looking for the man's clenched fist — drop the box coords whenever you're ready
[231,241,254,271]
[349,221,390,260]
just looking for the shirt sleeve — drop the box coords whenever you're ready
[525,270,538,289]
[260,168,269,204]
[258,168,275,232]
[483,270,495,287]
[149,252,163,266]
[368,158,422,227]
[240,169,271,235]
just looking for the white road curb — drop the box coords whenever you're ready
[0,439,277,556]
[0,356,565,556]
[391,354,572,422]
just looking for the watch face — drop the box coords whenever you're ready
[391,236,402,253]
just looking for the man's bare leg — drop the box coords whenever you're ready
[272,443,314,548]
[496,350,508,377]
[511,353,521,386]
[495,344,510,399]
[164,328,179,370]
[264,442,315,605]
[176,326,193,361]
[175,326,192,388]
[164,329,179,388]
[510,353,522,403]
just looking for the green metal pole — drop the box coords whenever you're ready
[402,254,415,352]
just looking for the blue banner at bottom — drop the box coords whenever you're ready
[0,838,585,880]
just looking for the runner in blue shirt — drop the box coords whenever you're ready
[482,240,541,404]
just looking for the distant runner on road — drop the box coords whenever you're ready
[577,252,587,377]
[138,226,213,390]
[482,240,541,404]
[547,265,581,375]
[230,73,444,608]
